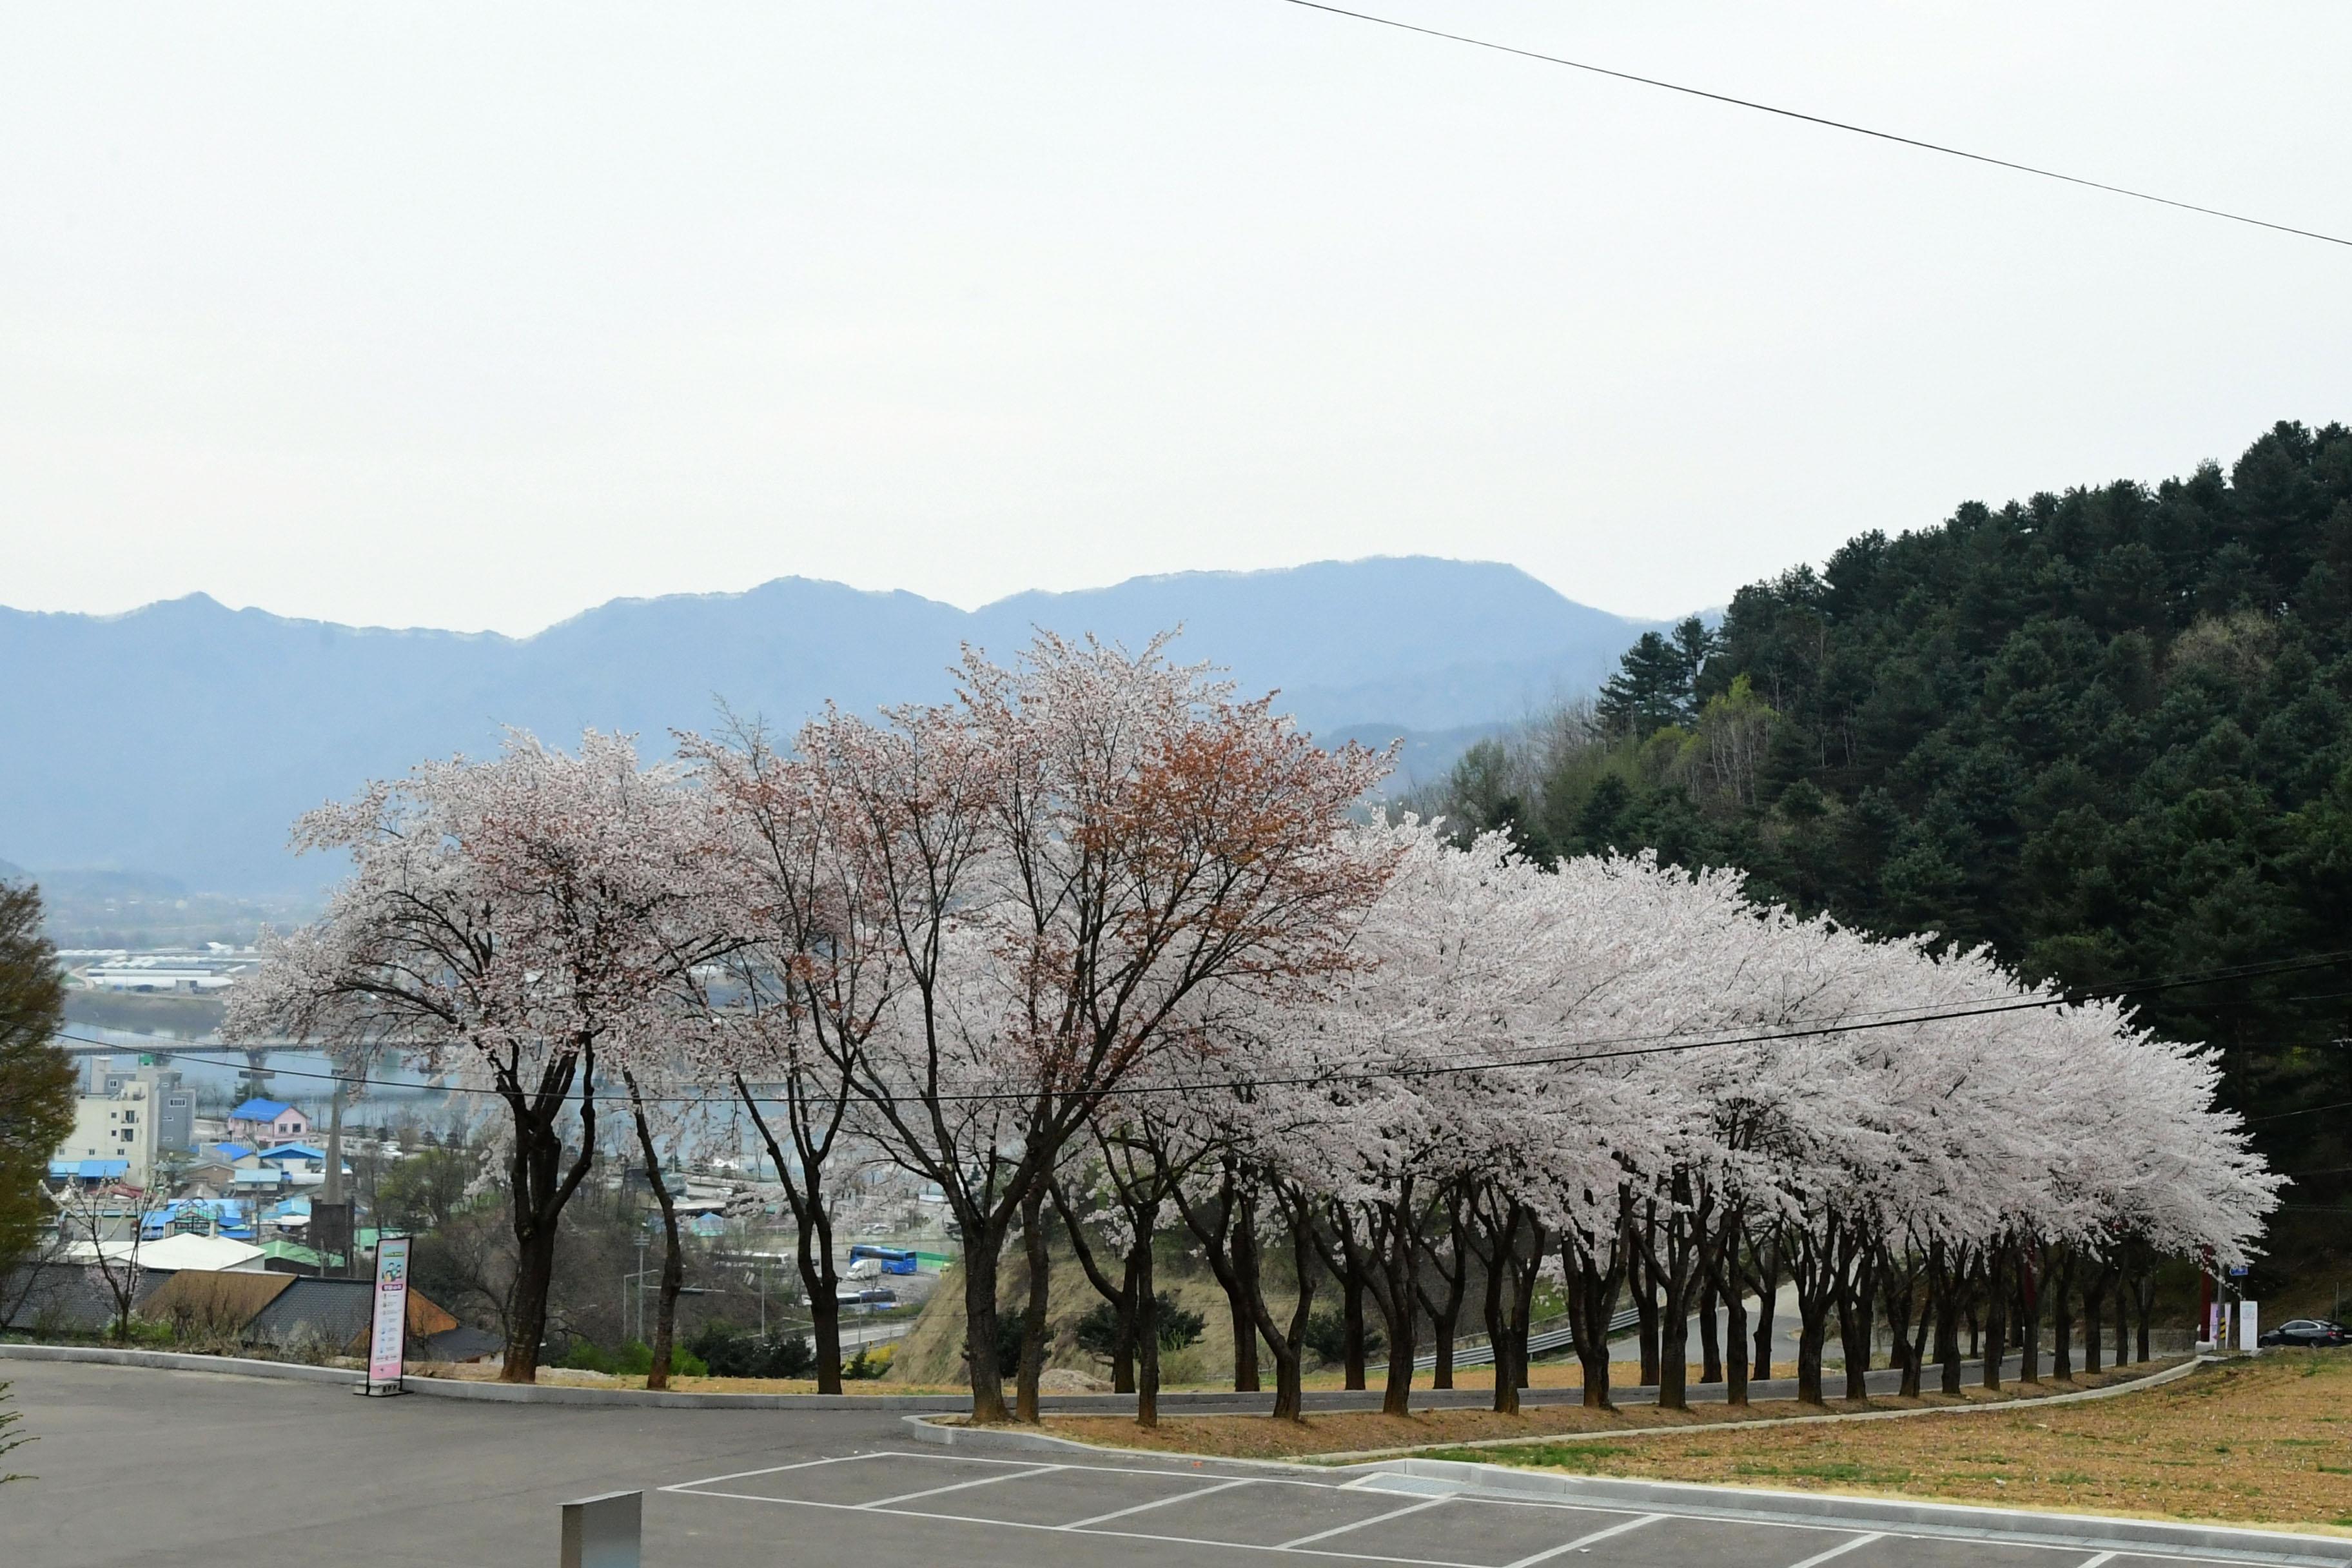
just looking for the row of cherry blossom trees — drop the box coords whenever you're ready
[1099,821,2278,1424]
[227,632,2278,1418]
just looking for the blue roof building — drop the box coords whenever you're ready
[48,1158,131,1185]
[139,1198,257,1241]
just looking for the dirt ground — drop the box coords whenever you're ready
[1435,1352,2352,1532]
[1041,1362,2172,1460]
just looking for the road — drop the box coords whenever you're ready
[0,1360,2286,1568]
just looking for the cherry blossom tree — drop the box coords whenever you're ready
[790,633,1392,1424]
[226,732,737,1382]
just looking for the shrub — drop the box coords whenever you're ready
[562,1340,616,1375]
[1074,1294,1206,1363]
[1303,1309,1382,1368]
[686,1321,816,1379]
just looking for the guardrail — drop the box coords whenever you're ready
[1406,1307,1641,1371]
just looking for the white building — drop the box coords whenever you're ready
[79,952,250,993]
[58,1082,161,1188]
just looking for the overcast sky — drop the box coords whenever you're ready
[3,2,2346,635]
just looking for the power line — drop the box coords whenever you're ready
[54,948,2352,1110]
[1277,0,2352,251]
[2248,1098,2352,1125]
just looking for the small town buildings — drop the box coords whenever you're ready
[46,1157,132,1193]
[226,1098,311,1147]
[140,1199,257,1242]
[88,1057,195,1153]
[58,1081,161,1188]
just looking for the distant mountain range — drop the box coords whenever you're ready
[1,557,1670,893]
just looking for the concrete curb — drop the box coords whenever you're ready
[400,1375,971,1411]
[0,1341,362,1386]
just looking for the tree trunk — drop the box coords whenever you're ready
[1511,1240,1540,1391]
[1643,1191,1705,1413]
[1341,1269,1368,1392]
[2048,1244,2075,1382]
[2082,1259,2108,1374]
[1698,1275,1723,1384]
[1629,1214,1661,1387]
[1175,1169,1304,1418]
[1981,1248,2008,1391]
[961,1217,1012,1424]
[1723,1279,1750,1406]
[1904,1282,1933,1399]
[1112,1250,1139,1395]
[1015,1183,1050,1424]
[1838,1240,1874,1402]
[735,1077,843,1393]
[1052,1179,1134,1396]
[1931,1240,1965,1396]
[2117,1266,2133,1363]
[1133,1231,1162,1429]
[1415,1199,1469,1393]
[1371,1201,1418,1418]
[625,1081,684,1391]
[504,1215,562,1383]
[2132,1268,2153,1364]
[1231,1199,1264,1392]
[1480,1207,1518,1415]
[2015,1239,2043,1386]
[1563,1226,1624,1413]
[1745,1230,1779,1383]
[498,1064,598,1385]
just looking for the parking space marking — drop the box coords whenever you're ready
[1277,1496,1451,1548]
[858,1463,1063,1509]
[1497,1511,1663,1568]
[1063,1476,1256,1529]
[1784,1533,1885,1568]
[662,1453,2327,1568]
[656,1451,874,1492]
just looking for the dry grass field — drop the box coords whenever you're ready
[1426,1351,2352,1532]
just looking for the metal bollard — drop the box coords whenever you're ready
[560,1489,643,1568]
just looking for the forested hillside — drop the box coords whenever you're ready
[1427,420,2352,1280]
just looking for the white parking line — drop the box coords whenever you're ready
[1783,1533,1885,1568]
[657,1451,873,1492]
[1277,1496,1450,1548]
[1498,1511,1665,1568]
[667,1488,1491,1566]
[1063,1476,1257,1529]
[2075,1555,2116,1568]
[858,1463,1063,1509]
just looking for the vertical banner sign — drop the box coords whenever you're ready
[366,1234,412,1396]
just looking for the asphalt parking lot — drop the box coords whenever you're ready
[0,1360,2335,1568]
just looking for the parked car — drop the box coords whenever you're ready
[2257,1318,2350,1348]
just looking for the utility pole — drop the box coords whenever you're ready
[322,1083,347,1276]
